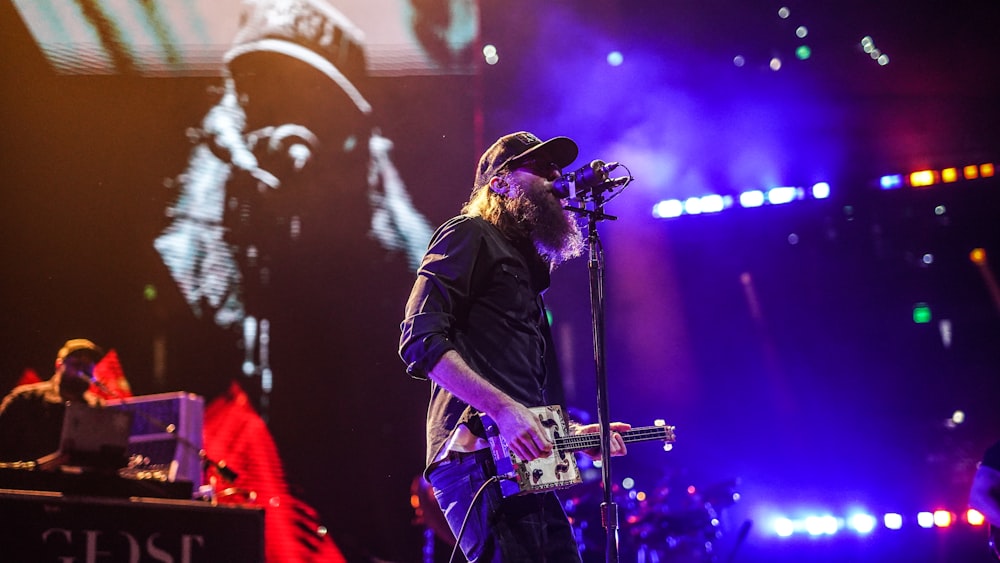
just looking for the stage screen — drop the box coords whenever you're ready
[12,0,477,75]
[2,0,480,559]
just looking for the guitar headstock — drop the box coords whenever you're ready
[654,419,676,451]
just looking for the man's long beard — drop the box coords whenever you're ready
[504,183,584,266]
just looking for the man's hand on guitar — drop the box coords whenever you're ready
[493,402,553,462]
[573,422,632,460]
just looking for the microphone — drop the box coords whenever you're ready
[552,160,626,200]
[90,375,114,395]
[81,365,117,398]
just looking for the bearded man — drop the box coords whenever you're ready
[399,132,630,561]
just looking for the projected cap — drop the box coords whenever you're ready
[56,338,103,362]
[224,0,371,115]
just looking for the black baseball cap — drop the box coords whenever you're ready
[474,131,578,192]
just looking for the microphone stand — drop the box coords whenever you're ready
[565,189,619,563]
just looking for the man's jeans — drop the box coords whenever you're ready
[428,448,583,562]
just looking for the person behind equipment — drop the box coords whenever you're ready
[0,339,105,463]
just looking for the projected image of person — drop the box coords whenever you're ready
[154,0,434,389]
[405,0,479,70]
[399,132,632,561]
[149,1,461,559]
[0,339,104,463]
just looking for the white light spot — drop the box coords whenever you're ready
[739,190,765,208]
[940,319,953,349]
[483,44,499,65]
[652,199,684,218]
[884,513,903,530]
[684,196,703,215]
[767,186,798,204]
[700,194,725,213]
[774,517,794,537]
[849,514,876,534]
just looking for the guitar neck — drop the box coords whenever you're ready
[555,425,675,453]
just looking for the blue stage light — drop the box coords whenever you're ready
[767,186,798,205]
[739,190,765,208]
[884,513,903,530]
[848,513,876,534]
[880,174,903,189]
[652,199,684,218]
[699,194,726,213]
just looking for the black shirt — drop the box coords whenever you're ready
[399,215,553,467]
[0,378,100,462]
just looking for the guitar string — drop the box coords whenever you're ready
[554,426,673,451]
[556,427,669,445]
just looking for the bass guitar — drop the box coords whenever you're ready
[482,405,676,497]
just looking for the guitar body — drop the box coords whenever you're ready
[485,405,583,497]
[482,405,676,498]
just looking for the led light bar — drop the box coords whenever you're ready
[653,183,828,219]
[880,162,994,190]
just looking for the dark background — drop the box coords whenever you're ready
[3,1,1000,561]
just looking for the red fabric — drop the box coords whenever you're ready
[203,381,346,563]
[90,349,134,399]
[16,368,41,386]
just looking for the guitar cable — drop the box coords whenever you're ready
[448,475,500,563]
